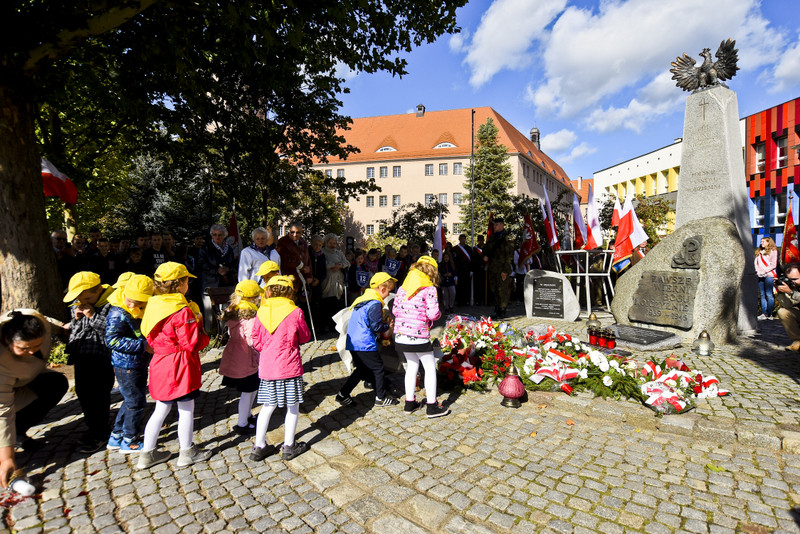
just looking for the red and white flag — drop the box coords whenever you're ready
[783,200,799,264]
[41,159,78,205]
[572,194,587,250]
[611,195,622,227]
[227,209,242,258]
[612,192,648,270]
[519,212,540,258]
[542,188,559,251]
[584,184,602,250]
[433,210,445,261]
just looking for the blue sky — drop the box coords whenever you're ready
[337,0,800,182]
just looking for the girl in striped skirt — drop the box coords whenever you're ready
[249,275,311,461]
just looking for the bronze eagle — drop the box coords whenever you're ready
[670,38,739,92]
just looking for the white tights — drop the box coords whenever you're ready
[238,391,257,427]
[403,351,437,404]
[254,403,299,449]
[142,399,195,452]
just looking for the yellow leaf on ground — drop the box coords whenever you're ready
[566,419,575,426]
[537,404,547,409]
[530,431,537,437]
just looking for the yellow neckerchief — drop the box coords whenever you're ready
[236,300,259,314]
[95,285,114,308]
[108,290,144,319]
[349,288,385,310]
[257,297,297,334]
[141,293,192,338]
[401,269,433,299]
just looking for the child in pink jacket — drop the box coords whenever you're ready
[219,280,263,435]
[250,276,311,461]
[392,256,450,418]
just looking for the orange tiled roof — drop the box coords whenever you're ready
[571,178,594,203]
[318,106,574,192]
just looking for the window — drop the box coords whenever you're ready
[425,164,434,176]
[379,223,386,234]
[453,192,463,205]
[392,195,401,207]
[439,163,448,175]
[424,194,434,206]
[337,169,345,178]
[393,166,401,178]
[434,142,457,149]
[453,162,463,175]
[753,197,765,228]
[755,143,766,173]
[452,223,461,234]
[777,137,788,169]
[439,193,448,205]
[379,195,387,207]
[325,170,332,178]
[773,192,787,227]
[379,166,388,178]
[366,224,374,235]
[366,196,374,207]
[376,146,397,152]
[367,167,375,179]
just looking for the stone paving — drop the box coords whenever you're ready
[4,303,800,533]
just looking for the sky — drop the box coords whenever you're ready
[337,0,800,182]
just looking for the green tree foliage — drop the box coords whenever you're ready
[633,194,671,247]
[459,118,514,240]
[378,202,450,244]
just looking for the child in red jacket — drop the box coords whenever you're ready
[250,275,311,462]
[137,262,212,469]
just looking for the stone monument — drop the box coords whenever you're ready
[524,269,580,322]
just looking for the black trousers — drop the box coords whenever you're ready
[15,371,69,438]
[341,350,386,399]
[74,356,115,441]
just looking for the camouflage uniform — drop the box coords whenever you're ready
[483,230,515,317]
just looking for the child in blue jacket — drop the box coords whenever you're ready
[105,275,154,453]
[337,273,397,407]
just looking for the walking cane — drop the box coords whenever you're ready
[296,263,318,342]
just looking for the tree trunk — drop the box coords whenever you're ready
[0,80,65,319]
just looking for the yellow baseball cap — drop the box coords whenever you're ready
[154,261,196,282]
[63,271,101,302]
[417,255,438,269]
[112,271,135,289]
[370,272,397,288]
[235,279,263,298]
[255,260,280,277]
[266,275,295,288]
[124,275,154,302]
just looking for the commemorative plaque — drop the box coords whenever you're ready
[611,324,683,350]
[530,277,564,319]
[628,270,699,329]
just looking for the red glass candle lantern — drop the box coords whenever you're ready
[498,363,525,408]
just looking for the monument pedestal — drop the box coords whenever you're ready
[674,85,757,334]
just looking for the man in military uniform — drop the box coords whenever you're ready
[482,218,515,319]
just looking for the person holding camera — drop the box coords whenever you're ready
[775,262,800,351]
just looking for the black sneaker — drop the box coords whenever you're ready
[426,402,451,418]
[233,424,256,436]
[248,415,258,426]
[335,393,353,406]
[281,441,308,461]
[364,381,375,390]
[374,395,399,407]
[404,399,421,413]
[77,438,106,454]
[249,445,277,462]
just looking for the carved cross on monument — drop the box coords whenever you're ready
[699,98,708,121]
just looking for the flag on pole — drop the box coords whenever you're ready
[41,159,78,205]
[486,212,494,239]
[612,192,648,273]
[519,212,540,258]
[584,184,602,250]
[542,189,560,251]
[433,210,445,261]
[227,208,242,259]
[572,194,587,250]
[612,195,622,227]
[783,198,799,265]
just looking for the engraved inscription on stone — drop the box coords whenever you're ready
[612,324,678,345]
[531,277,564,319]
[628,270,699,329]
[671,236,703,269]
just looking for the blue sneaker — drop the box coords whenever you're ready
[107,434,122,450]
[120,439,144,454]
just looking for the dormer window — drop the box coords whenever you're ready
[433,142,457,149]
[376,146,397,152]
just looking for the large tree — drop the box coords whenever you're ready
[0,0,466,316]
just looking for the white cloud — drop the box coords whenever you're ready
[562,142,597,163]
[541,129,577,153]
[335,61,359,82]
[529,0,776,118]
[464,0,567,88]
[770,32,800,93]
[449,30,469,54]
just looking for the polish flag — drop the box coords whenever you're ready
[584,184,602,250]
[572,193,587,249]
[611,195,623,227]
[433,210,445,261]
[612,192,648,271]
[41,159,78,205]
[542,188,559,251]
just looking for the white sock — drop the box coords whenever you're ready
[142,401,172,452]
[254,404,276,449]
[238,391,257,427]
[403,352,420,401]
[177,400,195,450]
[284,403,300,447]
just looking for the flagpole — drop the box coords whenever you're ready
[470,109,475,307]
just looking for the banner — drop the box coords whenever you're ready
[612,195,622,227]
[41,159,78,205]
[783,199,799,265]
[584,183,602,250]
[542,188,559,251]
[572,193,587,249]
[519,212,540,258]
[612,192,648,272]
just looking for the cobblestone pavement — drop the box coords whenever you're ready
[4,303,800,533]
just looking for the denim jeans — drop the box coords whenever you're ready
[112,367,148,440]
[758,276,775,316]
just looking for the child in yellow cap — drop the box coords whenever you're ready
[249,275,311,462]
[219,280,263,435]
[137,262,212,469]
[105,274,155,452]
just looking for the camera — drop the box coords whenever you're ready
[775,275,800,292]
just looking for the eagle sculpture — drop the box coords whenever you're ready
[670,38,739,92]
